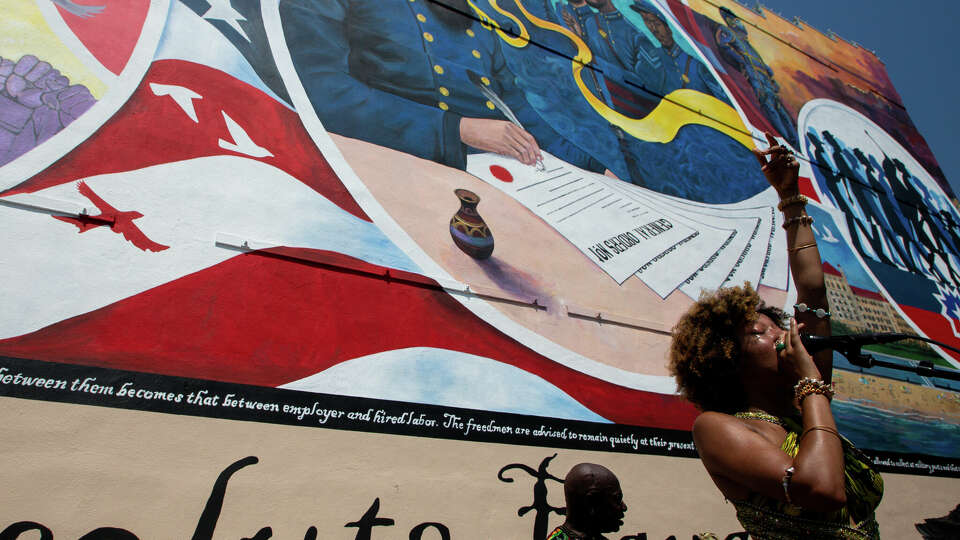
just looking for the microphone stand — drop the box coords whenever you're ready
[831,333,960,382]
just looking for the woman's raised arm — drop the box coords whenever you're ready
[754,133,833,382]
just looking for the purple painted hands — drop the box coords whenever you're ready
[0,54,96,166]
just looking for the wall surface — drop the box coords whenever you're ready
[1,0,958,538]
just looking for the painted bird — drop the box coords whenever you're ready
[54,180,169,252]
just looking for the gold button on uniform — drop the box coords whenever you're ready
[485,100,496,110]
[439,86,450,96]
[416,13,426,22]
[472,49,481,58]
[423,32,434,42]
[439,102,449,111]
[466,29,475,37]
[480,76,490,86]
[434,64,444,74]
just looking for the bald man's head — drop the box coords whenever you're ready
[563,463,627,534]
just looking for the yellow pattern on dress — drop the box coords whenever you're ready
[730,413,883,539]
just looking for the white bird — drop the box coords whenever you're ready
[150,83,203,123]
[218,111,273,158]
[818,224,839,243]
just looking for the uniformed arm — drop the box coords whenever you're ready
[762,59,776,78]
[596,15,665,95]
[755,132,832,382]
[714,28,745,72]
[696,61,727,101]
[627,31,668,95]
[766,64,780,93]
[560,5,584,37]
[693,319,845,512]
[489,37,605,172]
[280,0,466,168]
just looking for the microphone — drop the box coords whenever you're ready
[800,333,913,353]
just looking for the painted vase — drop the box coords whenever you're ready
[449,188,494,259]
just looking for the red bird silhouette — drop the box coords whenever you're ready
[54,181,169,252]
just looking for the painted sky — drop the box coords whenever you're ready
[806,204,878,292]
[755,0,959,198]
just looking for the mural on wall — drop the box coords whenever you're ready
[2,3,960,527]
[272,0,960,455]
[680,0,949,190]
[800,102,960,346]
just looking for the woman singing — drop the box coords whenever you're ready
[669,134,883,539]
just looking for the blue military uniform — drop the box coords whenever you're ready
[628,0,725,98]
[568,3,767,202]
[542,2,615,103]
[660,43,724,98]
[715,11,798,148]
[493,0,631,178]
[280,0,601,171]
[582,8,667,97]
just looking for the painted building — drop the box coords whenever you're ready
[823,261,864,328]
[850,286,908,335]
[824,261,919,336]
[2,1,959,538]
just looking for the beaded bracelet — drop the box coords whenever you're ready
[782,215,814,229]
[777,194,808,211]
[797,384,833,403]
[794,302,831,319]
[794,377,835,402]
[788,241,818,253]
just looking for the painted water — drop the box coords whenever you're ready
[833,395,960,458]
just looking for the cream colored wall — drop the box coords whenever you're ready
[2,397,956,539]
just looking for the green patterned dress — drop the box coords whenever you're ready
[545,526,607,539]
[730,413,884,539]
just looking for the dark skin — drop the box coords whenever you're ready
[584,0,616,13]
[558,463,627,539]
[639,12,675,49]
[692,133,845,514]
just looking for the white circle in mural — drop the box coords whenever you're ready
[799,98,960,346]
[799,99,957,219]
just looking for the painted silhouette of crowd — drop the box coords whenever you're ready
[807,128,960,289]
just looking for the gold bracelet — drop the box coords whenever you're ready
[788,241,818,253]
[782,215,814,229]
[794,377,835,403]
[800,425,840,442]
[798,386,831,403]
[778,194,808,211]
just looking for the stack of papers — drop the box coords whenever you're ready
[467,152,788,299]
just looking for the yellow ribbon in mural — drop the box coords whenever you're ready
[500,0,755,149]
[467,0,530,48]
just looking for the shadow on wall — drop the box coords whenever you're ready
[916,503,960,539]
